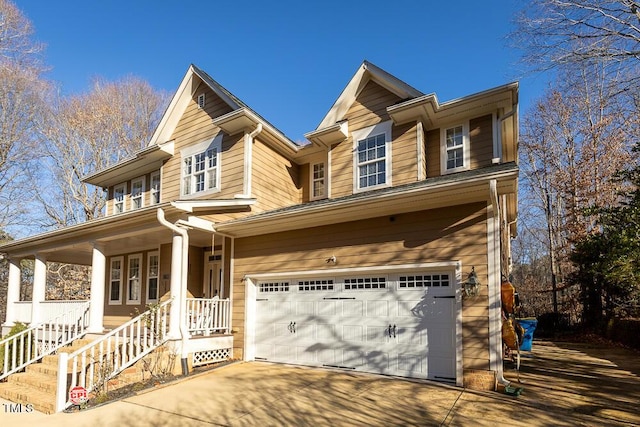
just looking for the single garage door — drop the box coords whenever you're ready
[254,271,457,382]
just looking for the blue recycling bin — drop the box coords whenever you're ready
[517,318,538,351]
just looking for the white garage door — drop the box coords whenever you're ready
[254,272,457,382]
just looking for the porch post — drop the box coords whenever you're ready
[31,253,47,325]
[88,243,106,333]
[168,233,182,338]
[4,258,22,327]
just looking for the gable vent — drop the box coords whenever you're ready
[197,93,206,109]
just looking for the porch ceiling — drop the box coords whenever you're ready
[0,204,216,265]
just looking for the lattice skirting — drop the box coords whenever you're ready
[192,348,232,367]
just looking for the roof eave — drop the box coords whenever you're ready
[82,141,174,187]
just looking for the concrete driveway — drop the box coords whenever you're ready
[1,340,639,426]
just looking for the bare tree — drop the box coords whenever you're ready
[36,76,168,227]
[513,0,640,90]
[518,65,636,323]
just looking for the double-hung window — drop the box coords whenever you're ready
[127,254,142,304]
[113,184,126,214]
[441,124,469,174]
[181,135,222,197]
[150,171,161,205]
[147,251,159,303]
[311,162,326,199]
[130,177,144,210]
[352,121,392,192]
[109,257,123,305]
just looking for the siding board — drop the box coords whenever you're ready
[230,202,490,370]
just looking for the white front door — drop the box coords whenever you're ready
[254,271,457,382]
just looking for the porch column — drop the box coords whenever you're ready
[31,253,47,325]
[4,258,22,327]
[88,243,106,333]
[168,232,183,339]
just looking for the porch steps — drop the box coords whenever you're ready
[0,336,148,414]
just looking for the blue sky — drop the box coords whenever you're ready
[16,0,544,143]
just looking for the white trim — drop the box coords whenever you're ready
[327,149,333,199]
[180,134,223,198]
[455,262,464,387]
[126,253,143,305]
[417,121,425,180]
[310,161,326,200]
[352,120,393,192]
[440,122,470,174]
[244,275,257,361]
[113,183,127,215]
[488,180,503,376]
[229,237,235,332]
[108,256,124,305]
[146,251,160,303]
[245,261,460,281]
[130,175,145,210]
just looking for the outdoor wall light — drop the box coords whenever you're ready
[462,266,480,298]
[325,255,337,264]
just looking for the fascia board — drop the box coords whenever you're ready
[0,203,176,256]
[82,141,174,187]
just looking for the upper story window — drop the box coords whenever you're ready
[150,171,161,205]
[352,121,392,192]
[181,135,222,198]
[130,176,145,210]
[311,162,326,199]
[114,184,126,214]
[441,123,469,174]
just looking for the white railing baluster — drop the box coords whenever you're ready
[57,300,171,412]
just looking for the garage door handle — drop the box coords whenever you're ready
[292,322,296,333]
[392,324,396,338]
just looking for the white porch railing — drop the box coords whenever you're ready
[186,298,230,336]
[0,301,90,381]
[11,300,91,325]
[57,299,171,412]
[13,302,33,324]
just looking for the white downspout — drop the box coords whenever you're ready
[236,123,263,198]
[156,208,190,375]
[489,179,510,387]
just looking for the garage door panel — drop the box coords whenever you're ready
[366,351,390,373]
[254,271,456,382]
[343,349,365,368]
[342,300,364,316]
[296,301,315,315]
[342,324,364,342]
[366,325,391,344]
[397,327,427,345]
[396,353,427,375]
[318,300,339,316]
[317,323,338,341]
[366,300,389,317]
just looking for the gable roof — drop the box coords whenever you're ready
[315,61,424,131]
[149,64,298,151]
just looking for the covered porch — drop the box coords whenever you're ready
[1,204,239,341]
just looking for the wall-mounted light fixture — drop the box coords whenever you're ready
[462,266,480,298]
[325,255,337,264]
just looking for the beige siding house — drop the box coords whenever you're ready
[1,62,518,411]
